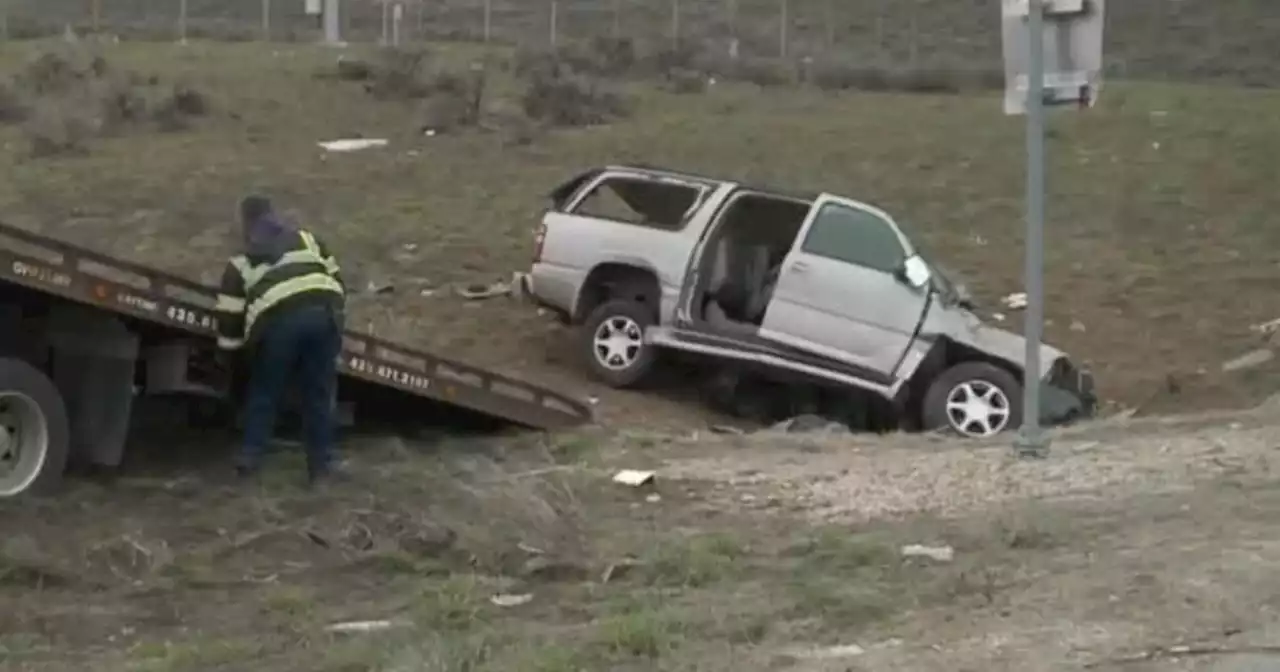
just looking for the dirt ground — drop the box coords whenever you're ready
[7,403,1280,671]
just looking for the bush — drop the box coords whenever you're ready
[24,103,94,157]
[419,66,488,133]
[7,44,211,155]
[0,79,29,123]
[365,46,435,99]
[520,67,630,128]
[664,67,707,94]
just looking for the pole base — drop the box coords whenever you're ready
[1013,428,1051,459]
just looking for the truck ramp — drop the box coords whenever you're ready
[0,222,593,431]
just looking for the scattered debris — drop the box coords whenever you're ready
[363,280,395,295]
[520,555,589,582]
[612,469,655,487]
[1070,319,1087,332]
[900,544,955,562]
[1083,644,1280,668]
[784,643,867,659]
[489,593,534,607]
[318,138,389,152]
[601,558,641,583]
[645,493,662,503]
[991,312,1006,322]
[455,280,512,300]
[325,619,408,633]
[1001,292,1028,310]
[770,414,848,434]
[709,424,746,435]
[1221,348,1273,373]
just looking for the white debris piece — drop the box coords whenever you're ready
[612,469,655,487]
[1001,292,1028,310]
[900,544,955,562]
[489,593,534,607]
[1222,348,1274,373]
[318,138,389,152]
[325,619,407,633]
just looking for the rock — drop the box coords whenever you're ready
[770,414,846,434]
[1222,348,1274,373]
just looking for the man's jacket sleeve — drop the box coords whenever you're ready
[313,234,344,293]
[215,260,247,350]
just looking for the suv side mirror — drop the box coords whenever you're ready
[898,255,931,289]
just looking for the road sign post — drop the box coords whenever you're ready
[1001,0,1104,459]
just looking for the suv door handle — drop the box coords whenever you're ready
[789,261,810,273]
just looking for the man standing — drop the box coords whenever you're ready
[214,195,347,486]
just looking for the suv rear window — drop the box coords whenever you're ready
[571,176,702,230]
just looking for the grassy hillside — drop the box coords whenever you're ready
[6,0,1280,86]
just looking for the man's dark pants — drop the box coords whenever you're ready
[239,304,342,479]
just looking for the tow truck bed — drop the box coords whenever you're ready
[0,222,593,431]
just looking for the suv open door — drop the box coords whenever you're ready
[758,194,931,380]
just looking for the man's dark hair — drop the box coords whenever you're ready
[240,195,273,225]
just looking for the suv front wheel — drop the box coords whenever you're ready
[921,362,1023,438]
[581,300,659,388]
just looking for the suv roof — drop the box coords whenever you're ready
[602,163,821,203]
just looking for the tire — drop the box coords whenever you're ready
[581,299,659,388]
[0,358,70,498]
[921,361,1023,439]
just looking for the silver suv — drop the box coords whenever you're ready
[522,164,1095,437]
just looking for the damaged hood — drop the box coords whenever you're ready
[950,317,1068,382]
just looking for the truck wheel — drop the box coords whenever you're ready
[0,358,70,498]
[582,299,658,388]
[921,362,1022,438]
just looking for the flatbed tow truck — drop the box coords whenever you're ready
[0,222,593,498]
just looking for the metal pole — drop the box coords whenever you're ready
[483,0,491,42]
[322,0,340,44]
[611,0,620,38]
[1015,0,1049,459]
[178,0,187,42]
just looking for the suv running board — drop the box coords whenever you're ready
[645,326,895,398]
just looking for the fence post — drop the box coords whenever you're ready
[778,0,787,58]
[380,0,389,45]
[549,0,557,47]
[611,0,620,38]
[261,0,271,40]
[483,0,491,42]
[91,0,101,32]
[671,0,680,49]
[1,0,8,41]
[178,0,187,42]
[726,0,737,59]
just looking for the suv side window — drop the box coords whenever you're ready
[799,203,905,274]
[571,177,702,231]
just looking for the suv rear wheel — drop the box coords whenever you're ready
[581,300,659,388]
[921,362,1022,438]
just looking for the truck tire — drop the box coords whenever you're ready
[921,362,1022,438]
[581,299,659,388]
[0,358,70,498]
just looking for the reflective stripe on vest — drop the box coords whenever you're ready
[232,231,344,337]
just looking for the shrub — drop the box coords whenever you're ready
[0,78,29,123]
[23,103,94,157]
[663,67,707,94]
[520,67,630,128]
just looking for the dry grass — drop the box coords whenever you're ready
[0,39,1274,422]
[7,419,1280,671]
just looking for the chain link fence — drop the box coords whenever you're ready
[1,0,1277,84]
